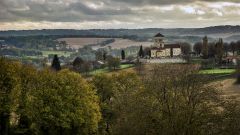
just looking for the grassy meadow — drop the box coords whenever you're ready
[90,64,134,75]
[199,68,236,74]
[41,50,73,57]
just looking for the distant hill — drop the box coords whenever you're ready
[0,25,240,43]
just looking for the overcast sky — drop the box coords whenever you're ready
[0,0,240,30]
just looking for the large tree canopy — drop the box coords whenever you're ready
[26,69,101,134]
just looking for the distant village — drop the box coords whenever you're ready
[0,32,240,74]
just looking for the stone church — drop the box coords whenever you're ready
[151,33,182,58]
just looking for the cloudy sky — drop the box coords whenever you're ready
[0,0,240,30]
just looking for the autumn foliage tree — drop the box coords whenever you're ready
[17,65,38,133]
[92,65,240,135]
[0,58,21,135]
[3,57,240,135]
[25,69,101,135]
[92,71,143,135]
[107,56,120,70]
[92,74,114,134]
[0,57,101,135]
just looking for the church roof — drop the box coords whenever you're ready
[154,33,165,37]
[151,44,181,50]
[151,47,165,50]
[165,44,181,48]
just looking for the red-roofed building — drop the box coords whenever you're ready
[151,33,182,58]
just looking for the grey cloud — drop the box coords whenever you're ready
[68,2,132,16]
[0,0,240,29]
[0,0,134,22]
[110,0,240,6]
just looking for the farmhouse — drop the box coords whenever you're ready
[151,33,182,58]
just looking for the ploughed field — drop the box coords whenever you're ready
[58,38,112,49]
[58,38,152,50]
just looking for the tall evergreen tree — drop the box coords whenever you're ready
[215,38,224,64]
[121,50,125,60]
[138,45,144,58]
[103,52,107,61]
[202,36,208,59]
[51,55,61,71]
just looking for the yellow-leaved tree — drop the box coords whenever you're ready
[0,58,21,135]
[26,69,101,135]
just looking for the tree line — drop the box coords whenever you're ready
[194,40,240,57]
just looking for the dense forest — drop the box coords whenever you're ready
[1,57,240,135]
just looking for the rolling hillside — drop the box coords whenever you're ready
[1,25,240,45]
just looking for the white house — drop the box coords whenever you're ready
[151,33,182,58]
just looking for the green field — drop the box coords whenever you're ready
[199,69,236,74]
[41,51,73,57]
[90,64,134,75]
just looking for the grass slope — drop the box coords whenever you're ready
[199,69,236,74]
[90,64,134,75]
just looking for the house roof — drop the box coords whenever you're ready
[154,33,164,37]
[151,44,181,51]
[165,44,181,48]
[151,47,165,50]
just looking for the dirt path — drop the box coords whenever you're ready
[216,78,240,98]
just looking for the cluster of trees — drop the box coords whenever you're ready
[2,56,240,135]
[179,42,191,56]
[95,49,107,61]
[71,55,121,74]
[0,48,42,57]
[194,40,240,57]
[92,64,240,135]
[106,56,121,70]
[0,58,101,135]
[95,49,126,71]
[71,46,96,61]
[138,45,153,58]
[226,41,240,56]
[3,36,73,51]
[71,57,93,74]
